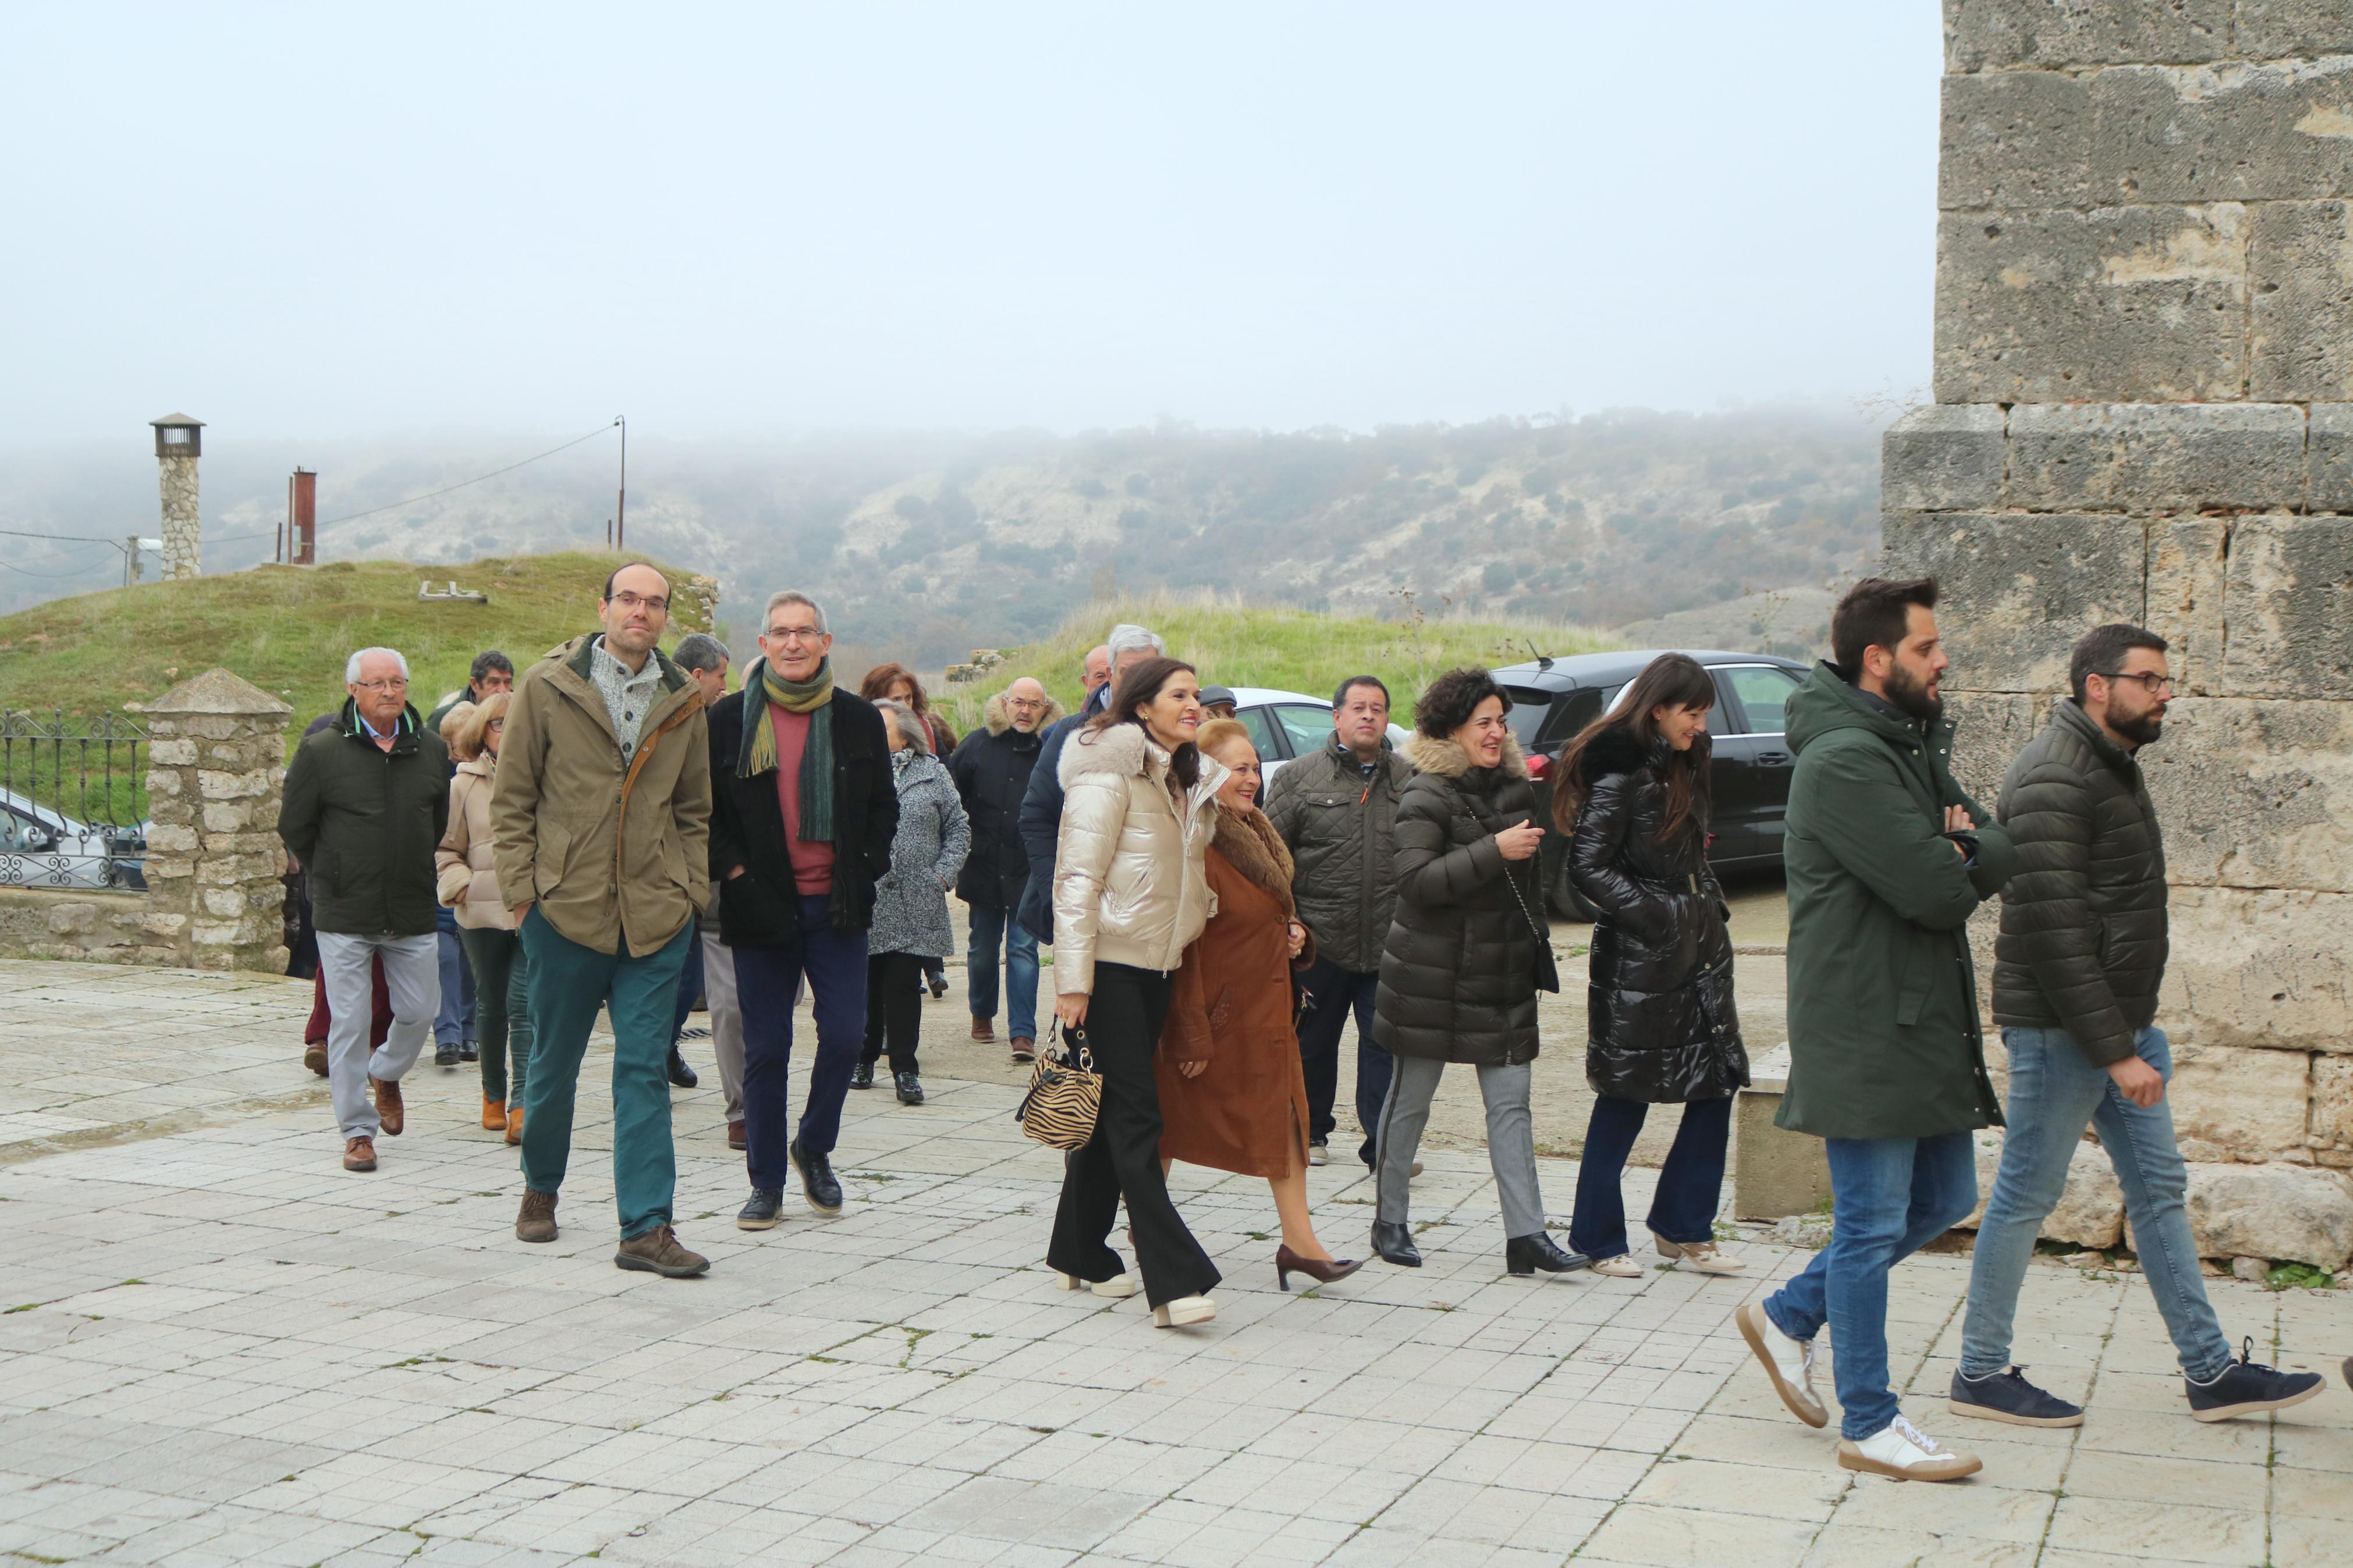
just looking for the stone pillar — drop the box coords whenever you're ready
[141,669,294,973]
[158,453,200,581]
[1886,2,2353,1265]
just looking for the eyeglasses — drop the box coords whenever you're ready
[1005,698,1047,711]
[2097,671,2175,696]
[608,591,669,614]
[353,678,409,692]
[766,624,825,643]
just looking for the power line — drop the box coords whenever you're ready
[0,526,120,544]
[316,421,621,532]
[0,557,109,579]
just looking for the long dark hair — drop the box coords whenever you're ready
[1550,653,1716,842]
[1085,655,1202,790]
[858,662,929,713]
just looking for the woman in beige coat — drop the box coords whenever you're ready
[436,692,534,1140]
[1046,656,1225,1328]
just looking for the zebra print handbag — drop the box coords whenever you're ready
[1015,1021,1102,1150]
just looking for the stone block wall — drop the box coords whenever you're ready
[0,669,291,973]
[1887,3,2353,1264]
[158,453,200,581]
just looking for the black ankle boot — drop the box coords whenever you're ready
[665,1049,698,1089]
[850,1060,875,1090]
[1506,1232,1591,1276]
[1371,1220,1421,1268]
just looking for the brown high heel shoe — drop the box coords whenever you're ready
[1276,1245,1364,1292]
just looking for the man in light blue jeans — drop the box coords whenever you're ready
[1955,626,2324,1427]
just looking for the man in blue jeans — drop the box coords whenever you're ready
[947,678,1063,1062]
[1736,578,2017,1481]
[1955,625,2324,1426]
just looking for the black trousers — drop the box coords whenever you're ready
[1294,957,1392,1166]
[861,951,925,1073]
[1046,962,1221,1308]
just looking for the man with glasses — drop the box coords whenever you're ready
[1953,624,2326,1427]
[705,590,899,1230]
[492,563,714,1277]
[948,675,1064,1062]
[278,647,448,1173]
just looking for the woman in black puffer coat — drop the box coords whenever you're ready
[1555,654,1749,1278]
[1368,668,1587,1279]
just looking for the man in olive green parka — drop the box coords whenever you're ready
[1735,578,2019,1485]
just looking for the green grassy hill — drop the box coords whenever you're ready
[0,552,713,748]
[932,590,1619,735]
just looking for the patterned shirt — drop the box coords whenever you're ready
[587,635,663,762]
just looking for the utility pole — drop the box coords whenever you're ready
[614,414,627,551]
[125,535,139,588]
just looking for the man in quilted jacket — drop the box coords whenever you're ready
[1953,624,2325,1430]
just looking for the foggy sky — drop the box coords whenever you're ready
[1,3,1939,446]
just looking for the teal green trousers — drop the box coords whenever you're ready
[519,907,692,1240]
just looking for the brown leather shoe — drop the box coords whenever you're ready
[615,1224,709,1277]
[482,1097,507,1132]
[727,1119,746,1151]
[1010,1036,1035,1064]
[343,1136,377,1172]
[304,1042,329,1077]
[970,1016,995,1043]
[505,1104,524,1146]
[516,1189,559,1243]
[372,1076,404,1136]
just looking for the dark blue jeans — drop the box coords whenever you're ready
[1764,1130,1978,1439]
[669,918,704,1048]
[1567,1094,1732,1259]
[732,895,868,1186]
[1294,957,1390,1165]
[965,900,1039,1042]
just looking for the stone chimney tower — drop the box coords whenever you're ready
[1883,5,2353,1264]
[150,413,204,581]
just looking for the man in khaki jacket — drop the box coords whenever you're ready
[491,562,713,1277]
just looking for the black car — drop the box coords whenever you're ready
[1488,649,1810,919]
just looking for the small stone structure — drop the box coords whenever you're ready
[0,670,292,973]
[1884,2,2353,1264]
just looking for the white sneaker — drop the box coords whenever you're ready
[1152,1295,1216,1328]
[1736,1300,1827,1428]
[1308,1142,1329,1167]
[1054,1271,1139,1299]
[1837,1413,1983,1481]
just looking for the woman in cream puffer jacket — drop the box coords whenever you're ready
[1044,656,1227,1328]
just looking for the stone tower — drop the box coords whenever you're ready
[151,413,203,581]
[1884,3,2353,1264]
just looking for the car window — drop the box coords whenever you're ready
[1719,665,1802,735]
[1237,705,1284,760]
[1272,705,1334,760]
[1499,687,1552,748]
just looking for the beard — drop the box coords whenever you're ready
[1883,661,1943,725]
[2110,706,2164,746]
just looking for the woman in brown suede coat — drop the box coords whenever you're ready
[1156,719,1361,1292]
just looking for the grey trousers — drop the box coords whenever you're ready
[317,930,438,1138]
[1375,1056,1545,1239]
[704,925,747,1121]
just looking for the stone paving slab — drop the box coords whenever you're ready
[0,959,2346,1567]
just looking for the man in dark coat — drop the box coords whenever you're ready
[1264,674,1410,1168]
[707,590,898,1231]
[1014,625,1162,943]
[1737,577,2017,1484]
[947,677,1063,1061]
[277,647,448,1174]
[1954,625,2324,1428]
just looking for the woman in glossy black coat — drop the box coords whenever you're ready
[1556,654,1749,1278]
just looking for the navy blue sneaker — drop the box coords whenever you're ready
[2185,1338,2326,1423]
[1949,1366,2083,1428]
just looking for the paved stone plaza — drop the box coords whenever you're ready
[0,959,2345,1567]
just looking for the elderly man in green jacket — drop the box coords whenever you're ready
[1734,577,2017,1484]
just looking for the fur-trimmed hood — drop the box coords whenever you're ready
[1402,727,1529,781]
[984,689,1066,738]
[1574,724,1671,787]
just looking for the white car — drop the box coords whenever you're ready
[1223,687,1412,784]
[0,789,147,891]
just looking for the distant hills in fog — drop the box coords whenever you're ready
[0,407,1883,666]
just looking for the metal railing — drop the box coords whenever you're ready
[0,710,151,891]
